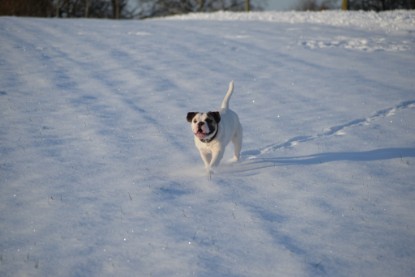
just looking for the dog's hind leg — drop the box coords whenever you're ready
[231,126,243,161]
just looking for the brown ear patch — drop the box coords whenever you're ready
[186,112,198,122]
[208,111,221,123]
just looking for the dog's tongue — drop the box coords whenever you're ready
[195,131,206,139]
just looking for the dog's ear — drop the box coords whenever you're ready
[186,112,197,123]
[208,111,221,123]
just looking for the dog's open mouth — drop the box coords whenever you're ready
[195,130,207,139]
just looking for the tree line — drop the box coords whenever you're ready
[0,0,413,19]
[0,0,262,19]
[0,0,136,18]
[297,0,414,11]
[344,0,415,10]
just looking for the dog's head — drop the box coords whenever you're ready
[186,111,221,142]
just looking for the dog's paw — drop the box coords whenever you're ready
[227,156,239,164]
[206,166,215,180]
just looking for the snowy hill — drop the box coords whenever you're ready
[1,11,415,276]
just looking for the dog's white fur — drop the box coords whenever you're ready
[187,81,242,173]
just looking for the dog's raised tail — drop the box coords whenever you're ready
[221,81,234,110]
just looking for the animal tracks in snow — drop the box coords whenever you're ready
[243,100,415,158]
[300,36,412,52]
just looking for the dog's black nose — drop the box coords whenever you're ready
[198,122,204,127]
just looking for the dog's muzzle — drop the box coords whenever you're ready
[194,122,218,143]
[195,122,208,139]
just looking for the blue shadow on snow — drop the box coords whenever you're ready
[240,147,415,169]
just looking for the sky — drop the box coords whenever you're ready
[267,0,295,10]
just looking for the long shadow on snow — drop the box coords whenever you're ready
[267,147,415,164]
[230,147,415,275]
[226,147,415,174]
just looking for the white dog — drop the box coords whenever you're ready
[186,81,242,174]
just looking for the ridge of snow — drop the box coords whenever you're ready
[165,10,415,33]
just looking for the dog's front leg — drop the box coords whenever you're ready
[199,151,211,169]
[209,149,225,169]
[206,151,223,179]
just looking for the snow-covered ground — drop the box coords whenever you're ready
[1,10,415,277]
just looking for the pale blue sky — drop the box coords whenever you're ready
[266,0,296,10]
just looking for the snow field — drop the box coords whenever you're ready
[1,11,415,277]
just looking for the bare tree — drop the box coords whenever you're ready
[0,0,53,16]
[1,0,265,19]
[294,0,338,11]
[52,0,135,18]
[347,0,413,10]
[137,0,265,19]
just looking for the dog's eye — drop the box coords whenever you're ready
[206,119,212,124]
[193,119,197,123]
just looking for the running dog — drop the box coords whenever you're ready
[186,81,242,174]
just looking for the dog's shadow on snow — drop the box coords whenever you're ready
[220,147,415,174]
